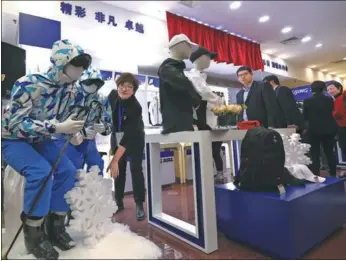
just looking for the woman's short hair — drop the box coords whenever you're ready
[115,73,139,92]
[311,80,326,94]
[326,81,343,92]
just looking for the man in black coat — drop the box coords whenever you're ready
[263,74,304,130]
[236,66,280,128]
[303,81,338,177]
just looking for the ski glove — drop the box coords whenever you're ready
[70,132,83,146]
[84,126,97,140]
[55,114,85,134]
[94,122,106,133]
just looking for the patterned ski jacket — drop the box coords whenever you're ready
[56,68,113,140]
[1,39,88,143]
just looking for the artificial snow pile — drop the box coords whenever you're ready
[281,133,325,183]
[64,166,118,246]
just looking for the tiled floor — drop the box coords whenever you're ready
[112,174,346,259]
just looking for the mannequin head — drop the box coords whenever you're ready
[168,34,198,60]
[190,47,217,71]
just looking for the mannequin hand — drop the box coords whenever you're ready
[84,126,97,140]
[94,122,106,133]
[70,132,83,146]
[55,114,85,134]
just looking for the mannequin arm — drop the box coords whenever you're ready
[160,65,201,106]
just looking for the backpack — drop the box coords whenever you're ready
[234,127,304,192]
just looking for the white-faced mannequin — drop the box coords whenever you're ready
[170,41,193,61]
[193,54,211,71]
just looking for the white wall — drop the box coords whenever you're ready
[2,1,169,72]
[262,53,346,86]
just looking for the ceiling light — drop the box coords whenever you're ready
[204,23,209,26]
[301,36,312,43]
[343,57,346,60]
[321,69,328,72]
[259,15,270,23]
[230,1,242,10]
[281,27,292,34]
[330,72,336,75]
[216,25,223,30]
[190,18,196,21]
[315,43,323,48]
[309,65,316,68]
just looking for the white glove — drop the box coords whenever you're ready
[55,114,85,134]
[94,122,106,133]
[84,126,97,140]
[70,132,83,146]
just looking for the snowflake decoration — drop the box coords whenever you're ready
[281,133,312,167]
[64,166,118,246]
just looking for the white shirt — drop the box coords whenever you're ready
[242,81,253,121]
[185,69,222,106]
[148,97,162,125]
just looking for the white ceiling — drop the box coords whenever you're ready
[103,1,346,79]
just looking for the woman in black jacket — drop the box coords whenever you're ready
[108,73,145,221]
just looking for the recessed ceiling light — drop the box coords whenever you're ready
[229,1,242,10]
[259,15,270,23]
[204,23,209,26]
[216,25,223,30]
[190,18,196,21]
[281,27,292,34]
[301,36,312,43]
[315,43,323,48]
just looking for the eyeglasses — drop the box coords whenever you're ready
[119,83,134,90]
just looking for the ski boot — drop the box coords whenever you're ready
[45,212,76,251]
[21,213,59,259]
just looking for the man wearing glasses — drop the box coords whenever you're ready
[236,66,280,128]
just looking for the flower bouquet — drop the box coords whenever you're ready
[212,104,246,128]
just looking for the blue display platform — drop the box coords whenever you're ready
[215,178,346,259]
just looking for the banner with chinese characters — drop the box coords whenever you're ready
[57,1,167,63]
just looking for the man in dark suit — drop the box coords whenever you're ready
[303,81,338,177]
[236,66,280,128]
[263,75,303,130]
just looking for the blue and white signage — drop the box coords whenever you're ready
[291,85,312,101]
[148,76,160,88]
[100,70,112,81]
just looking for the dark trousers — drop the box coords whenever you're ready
[309,134,337,176]
[114,147,145,203]
[212,142,223,172]
[337,127,346,153]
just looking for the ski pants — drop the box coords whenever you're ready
[1,139,76,217]
[53,138,104,176]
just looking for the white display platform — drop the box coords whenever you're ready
[145,128,296,254]
[5,224,162,259]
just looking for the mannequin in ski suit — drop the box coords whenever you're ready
[53,68,112,175]
[1,39,91,259]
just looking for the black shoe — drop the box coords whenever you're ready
[64,209,74,227]
[115,199,124,214]
[22,216,59,259]
[136,202,145,221]
[45,212,76,251]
